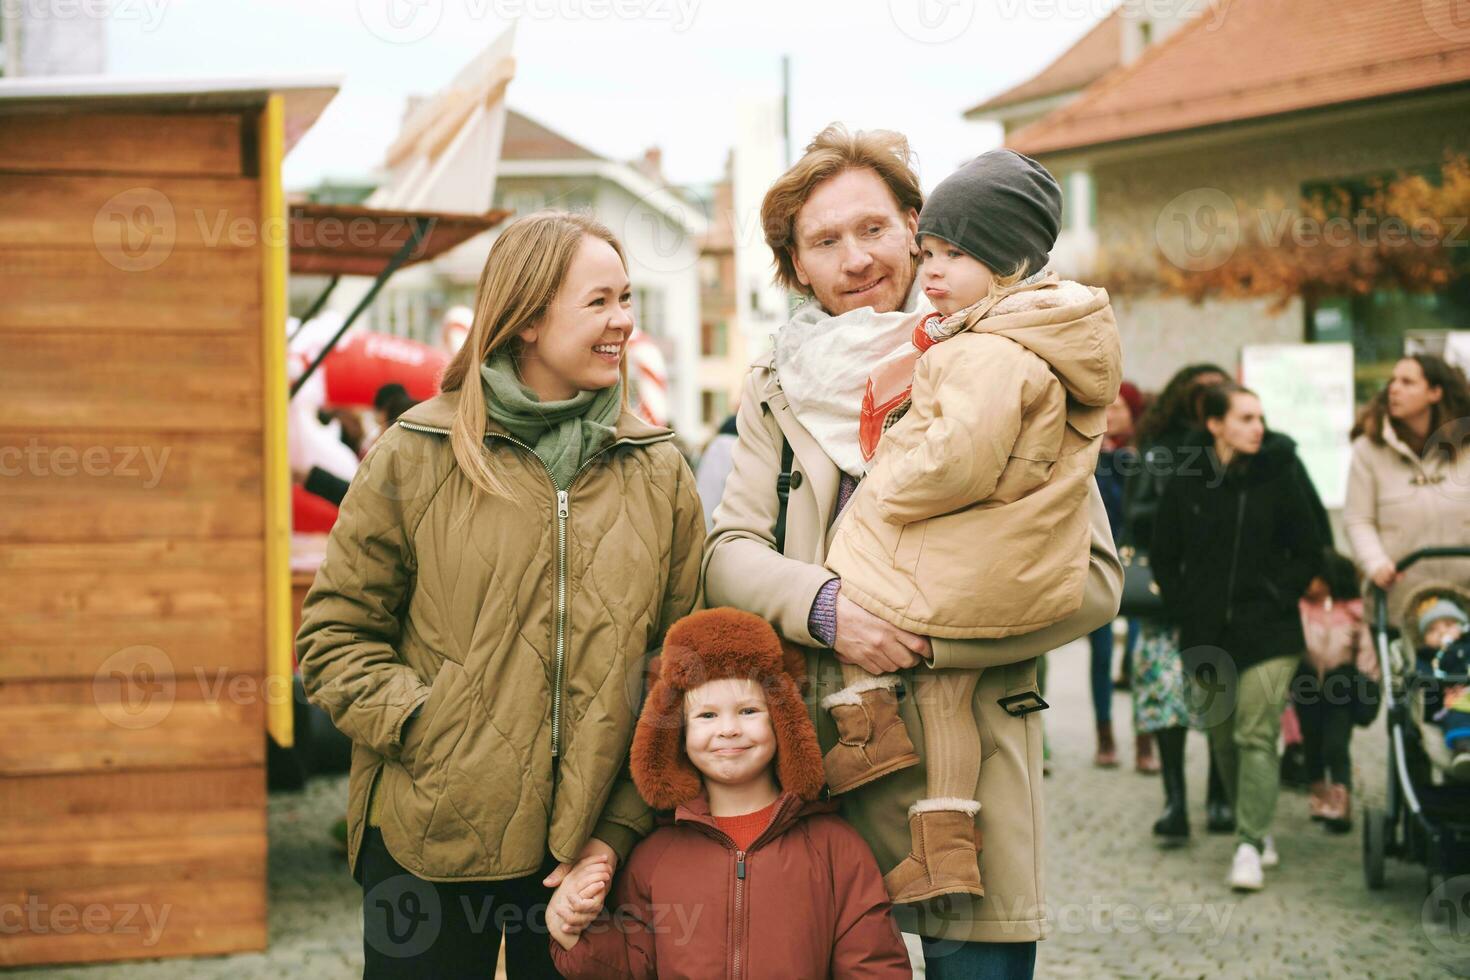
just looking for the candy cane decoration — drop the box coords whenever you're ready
[626,328,670,427]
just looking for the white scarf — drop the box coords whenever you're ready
[773,280,931,478]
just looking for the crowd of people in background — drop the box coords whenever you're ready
[692,351,1470,895]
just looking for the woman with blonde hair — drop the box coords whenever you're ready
[297,211,705,978]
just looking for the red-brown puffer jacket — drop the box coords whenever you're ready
[551,791,912,979]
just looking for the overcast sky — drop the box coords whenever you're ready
[106,0,1112,193]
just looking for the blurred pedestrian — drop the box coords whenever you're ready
[1297,548,1379,833]
[1089,382,1149,769]
[1122,363,1231,843]
[1153,383,1328,891]
[694,413,739,531]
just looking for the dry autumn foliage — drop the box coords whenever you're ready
[1097,154,1470,311]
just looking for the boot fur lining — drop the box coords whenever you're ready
[819,673,902,710]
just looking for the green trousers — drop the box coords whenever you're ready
[1192,653,1300,850]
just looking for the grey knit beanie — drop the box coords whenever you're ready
[917,149,1062,279]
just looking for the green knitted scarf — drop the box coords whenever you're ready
[479,352,623,490]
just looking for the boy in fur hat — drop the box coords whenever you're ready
[548,608,911,979]
[821,149,1122,904]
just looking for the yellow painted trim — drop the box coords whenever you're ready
[259,94,294,749]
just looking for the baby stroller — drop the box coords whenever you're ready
[1363,548,1470,898]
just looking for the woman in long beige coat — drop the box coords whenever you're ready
[297,212,704,978]
[1344,354,1470,623]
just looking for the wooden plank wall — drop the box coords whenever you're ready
[0,110,269,966]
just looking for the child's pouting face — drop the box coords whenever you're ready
[919,235,994,318]
[683,678,777,788]
[1427,617,1466,649]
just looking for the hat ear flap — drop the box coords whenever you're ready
[631,678,702,810]
[766,673,826,801]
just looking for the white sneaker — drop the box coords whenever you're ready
[1260,835,1279,869]
[1228,842,1264,891]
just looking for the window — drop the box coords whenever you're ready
[634,286,666,338]
[701,320,729,358]
[702,389,729,425]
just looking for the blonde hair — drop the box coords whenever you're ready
[760,123,924,295]
[439,210,628,495]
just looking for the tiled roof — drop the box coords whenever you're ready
[502,109,603,161]
[966,9,1122,115]
[1009,0,1470,155]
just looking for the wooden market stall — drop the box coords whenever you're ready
[0,74,337,967]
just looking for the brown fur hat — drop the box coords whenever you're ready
[630,608,825,810]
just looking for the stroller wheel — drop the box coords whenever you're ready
[1363,805,1387,890]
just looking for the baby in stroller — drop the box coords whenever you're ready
[1403,584,1470,780]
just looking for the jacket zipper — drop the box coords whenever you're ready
[733,848,746,980]
[1223,490,1247,625]
[399,419,670,760]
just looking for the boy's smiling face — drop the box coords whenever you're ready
[683,678,777,790]
[919,234,995,317]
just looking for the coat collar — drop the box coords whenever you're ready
[669,790,836,850]
[396,391,673,444]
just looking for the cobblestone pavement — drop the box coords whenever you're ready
[9,635,1461,978]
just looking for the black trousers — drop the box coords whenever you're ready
[359,826,563,979]
[1294,666,1356,788]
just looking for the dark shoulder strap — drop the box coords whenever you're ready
[774,437,795,554]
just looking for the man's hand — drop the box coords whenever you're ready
[833,594,931,674]
[546,856,612,951]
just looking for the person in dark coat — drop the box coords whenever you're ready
[1152,382,1327,892]
[1121,363,1230,842]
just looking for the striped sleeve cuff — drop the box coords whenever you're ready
[808,577,841,648]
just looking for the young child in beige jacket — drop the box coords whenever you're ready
[822,149,1122,904]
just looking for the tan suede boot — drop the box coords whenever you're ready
[883,800,985,904]
[820,677,920,795]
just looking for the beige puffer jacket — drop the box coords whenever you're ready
[297,394,704,882]
[827,277,1121,638]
